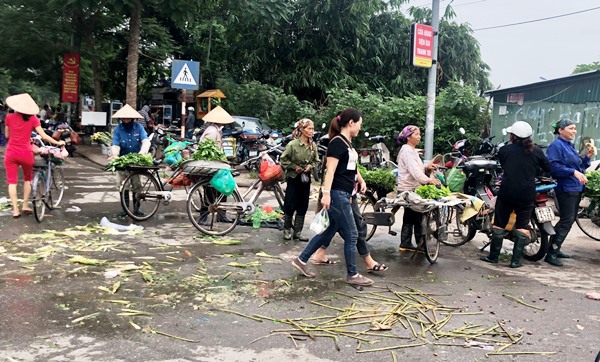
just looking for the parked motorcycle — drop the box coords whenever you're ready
[51,123,76,157]
[312,123,330,182]
[148,125,169,163]
[237,130,270,171]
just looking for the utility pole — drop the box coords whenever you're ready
[423,0,440,161]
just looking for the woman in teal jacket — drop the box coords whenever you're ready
[545,119,593,266]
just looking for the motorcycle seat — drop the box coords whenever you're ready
[463,159,497,171]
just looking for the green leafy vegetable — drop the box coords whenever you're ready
[91,132,113,146]
[584,170,600,201]
[358,164,396,192]
[191,139,227,161]
[107,153,153,172]
[414,184,450,200]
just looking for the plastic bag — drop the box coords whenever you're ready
[310,209,330,234]
[259,154,283,184]
[444,167,466,192]
[300,172,310,183]
[210,169,236,196]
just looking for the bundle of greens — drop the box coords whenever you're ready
[191,138,227,161]
[584,170,600,201]
[107,153,153,172]
[358,164,396,192]
[91,132,113,146]
[415,184,451,200]
[243,205,284,223]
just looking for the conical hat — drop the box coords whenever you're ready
[6,93,40,115]
[112,104,143,119]
[202,106,234,124]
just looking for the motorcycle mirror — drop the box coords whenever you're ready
[459,127,466,135]
[365,132,370,137]
[502,128,507,136]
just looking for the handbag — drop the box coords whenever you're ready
[300,172,310,183]
[70,131,81,145]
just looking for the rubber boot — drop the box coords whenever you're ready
[133,197,145,217]
[554,233,571,258]
[399,224,413,249]
[510,230,530,268]
[293,215,309,242]
[545,233,567,266]
[118,192,130,218]
[413,224,425,251]
[283,213,293,240]
[480,228,505,264]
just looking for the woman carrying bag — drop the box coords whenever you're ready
[280,118,319,241]
[291,108,374,287]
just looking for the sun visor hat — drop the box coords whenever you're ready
[6,93,40,115]
[112,104,143,119]
[507,121,532,138]
[202,106,234,124]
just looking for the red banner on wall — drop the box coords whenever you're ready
[61,53,80,103]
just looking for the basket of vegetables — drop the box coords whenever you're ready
[180,139,230,176]
[358,165,396,199]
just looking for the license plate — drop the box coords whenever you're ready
[535,206,555,223]
[361,155,371,164]
[249,150,258,157]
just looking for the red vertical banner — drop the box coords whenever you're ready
[62,53,80,102]
[410,23,434,68]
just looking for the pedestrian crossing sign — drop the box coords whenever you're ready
[171,60,200,90]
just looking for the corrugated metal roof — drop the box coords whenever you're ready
[485,70,600,102]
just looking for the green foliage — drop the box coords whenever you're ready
[358,164,396,192]
[107,153,153,172]
[573,61,600,74]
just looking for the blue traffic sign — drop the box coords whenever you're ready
[171,60,200,90]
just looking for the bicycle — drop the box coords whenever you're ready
[364,193,466,263]
[185,151,286,236]
[31,146,67,222]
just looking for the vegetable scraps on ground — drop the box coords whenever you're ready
[107,153,153,172]
[245,205,284,223]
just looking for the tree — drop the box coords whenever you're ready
[573,61,600,74]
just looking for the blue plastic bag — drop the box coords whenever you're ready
[210,169,236,196]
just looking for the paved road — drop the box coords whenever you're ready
[0,148,599,361]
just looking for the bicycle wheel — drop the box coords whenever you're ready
[441,207,471,246]
[273,183,285,209]
[358,192,378,241]
[576,199,600,241]
[32,172,46,222]
[187,180,242,236]
[422,210,440,263]
[120,172,161,221]
[50,165,65,208]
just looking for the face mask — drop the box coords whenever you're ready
[122,121,134,130]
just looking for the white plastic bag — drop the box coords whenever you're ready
[310,209,330,234]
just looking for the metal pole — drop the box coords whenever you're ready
[181,89,186,139]
[423,0,440,161]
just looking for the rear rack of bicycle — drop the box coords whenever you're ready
[179,160,231,176]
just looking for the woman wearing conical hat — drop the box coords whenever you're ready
[3,93,66,218]
[110,104,150,218]
[199,106,234,149]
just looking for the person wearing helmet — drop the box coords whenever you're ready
[185,106,196,139]
[3,93,66,218]
[544,119,593,266]
[480,121,551,268]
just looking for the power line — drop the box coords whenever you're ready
[473,6,600,31]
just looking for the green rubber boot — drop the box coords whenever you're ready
[480,228,505,264]
[293,215,309,242]
[283,213,293,240]
[510,230,530,268]
[399,224,414,249]
[545,233,567,266]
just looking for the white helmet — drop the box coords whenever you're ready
[507,121,532,138]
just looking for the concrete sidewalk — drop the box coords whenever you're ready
[75,143,259,188]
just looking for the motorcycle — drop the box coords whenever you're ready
[237,130,270,171]
[312,123,330,182]
[148,125,169,163]
[51,122,76,157]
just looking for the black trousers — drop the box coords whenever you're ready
[555,192,581,236]
[403,207,423,231]
[283,175,310,216]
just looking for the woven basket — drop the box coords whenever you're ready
[179,160,231,176]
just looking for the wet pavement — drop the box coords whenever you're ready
[0,144,599,361]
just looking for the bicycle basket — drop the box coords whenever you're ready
[179,159,231,176]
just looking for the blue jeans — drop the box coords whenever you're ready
[299,189,358,276]
[318,195,369,257]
